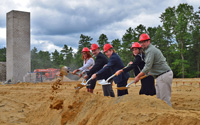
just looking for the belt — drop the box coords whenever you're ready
[155,70,170,78]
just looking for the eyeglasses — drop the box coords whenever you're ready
[140,40,148,44]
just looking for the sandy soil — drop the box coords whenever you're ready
[0,78,199,125]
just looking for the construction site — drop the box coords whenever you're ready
[0,10,200,125]
[0,78,200,124]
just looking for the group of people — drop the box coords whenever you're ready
[72,33,173,106]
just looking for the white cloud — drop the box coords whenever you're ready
[31,40,62,53]
[0,28,6,48]
[0,28,6,39]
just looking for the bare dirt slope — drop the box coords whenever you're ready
[0,78,199,125]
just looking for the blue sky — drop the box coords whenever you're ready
[0,0,199,53]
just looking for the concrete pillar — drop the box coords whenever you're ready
[6,10,30,83]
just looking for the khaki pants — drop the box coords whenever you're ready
[156,71,173,106]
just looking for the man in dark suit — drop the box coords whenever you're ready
[91,44,130,96]
[84,44,115,97]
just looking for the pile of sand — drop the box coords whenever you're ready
[0,79,199,124]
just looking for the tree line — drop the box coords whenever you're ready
[0,3,199,78]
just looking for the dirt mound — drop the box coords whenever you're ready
[14,82,35,86]
[24,90,200,125]
[60,92,172,125]
[63,76,74,81]
[50,100,63,110]
[0,79,200,124]
[51,79,62,91]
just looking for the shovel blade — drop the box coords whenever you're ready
[116,87,130,90]
[97,80,111,85]
[74,83,85,90]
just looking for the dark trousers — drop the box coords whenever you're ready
[117,80,128,96]
[140,76,156,96]
[85,71,96,89]
[86,78,96,89]
[102,84,115,97]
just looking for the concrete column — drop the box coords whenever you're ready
[6,10,30,83]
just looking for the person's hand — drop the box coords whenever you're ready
[72,69,77,74]
[134,76,140,83]
[115,70,123,76]
[129,61,133,65]
[79,73,82,78]
[89,66,93,70]
[72,69,79,74]
[91,74,97,79]
[83,75,88,79]
[79,72,84,78]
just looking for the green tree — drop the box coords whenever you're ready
[135,24,147,37]
[52,49,64,68]
[97,34,109,50]
[0,47,6,62]
[111,39,121,54]
[121,27,135,70]
[37,50,52,69]
[160,3,194,78]
[61,44,74,67]
[78,34,92,51]
[189,7,200,77]
[31,47,38,71]
[152,26,175,69]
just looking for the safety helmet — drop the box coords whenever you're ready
[103,43,113,52]
[139,33,150,42]
[82,47,90,52]
[131,42,141,49]
[91,44,99,51]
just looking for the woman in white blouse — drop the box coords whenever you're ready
[72,47,96,93]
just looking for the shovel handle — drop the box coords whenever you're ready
[104,65,131,83]
[140,75,147,80]
[85,77,93,85]
[106,74,116,82]
[123,64,131,69]
[126,75,147,87]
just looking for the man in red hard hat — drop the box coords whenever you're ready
[84,43,115,97]
[134,33,173,106]
[91,43,130,96]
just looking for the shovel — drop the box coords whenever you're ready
[74,77,93,90]
[97,73,116,85]
[97,64,131,85]
[116,75,147,90]
[61,66,80,76]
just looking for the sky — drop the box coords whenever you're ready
[0,0,200,53]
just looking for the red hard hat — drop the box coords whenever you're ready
[139,33,150,42]
[103,43,113,52]
[131,42,141,49]
[82,47,90,52]
[91,44,99,50]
